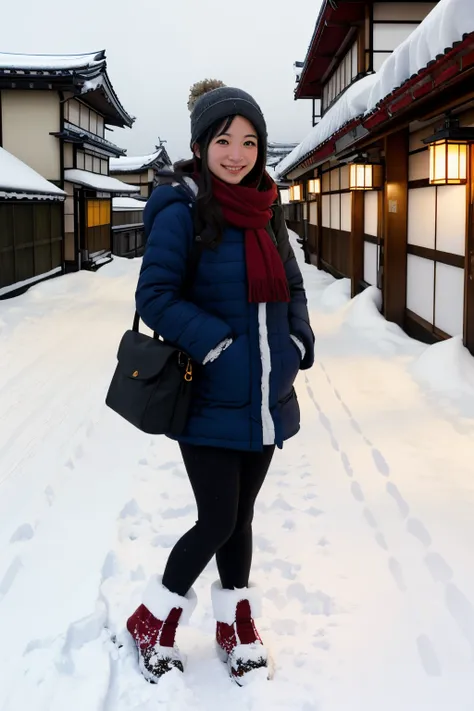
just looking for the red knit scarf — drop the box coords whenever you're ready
[209,173,290,303]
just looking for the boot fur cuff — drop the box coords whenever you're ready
[142,575,197,625]
[211,581,262,625]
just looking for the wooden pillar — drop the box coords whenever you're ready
[316,195,323,269]
[464,146,474,355]
[351,191,364,297]
[383,129,409,327]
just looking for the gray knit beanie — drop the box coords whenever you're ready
[189,85,267,149]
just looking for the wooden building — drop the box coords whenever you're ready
[110,146,172,199]
[112,196,145,258]
[0,146,65,297]
[277,0,474,354]
[0,50,137,285]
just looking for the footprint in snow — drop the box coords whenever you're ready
[270,497,293,512]
[0,556,23,599]
[305,507,324,518]
[10,523,35,544]
[254,534,277,553]
[161,504,195,519]
[363,508,378,529]
[406,518,432,547]
[287,583,334,616]
[388,557,407,592]
[157,460,181,471]
[74,444,84,460]
[119,499,151,521]
[340,451,353,478]
[425,552,453,584]
[416,634,442,677]
[372,448,390,477]
[386,482,410,519]
[262,559,300,580]
[375,532,388,551]
[151,533,178,548]
[44,485,55,506]
[265,587,288,610]
[350,481,365,502]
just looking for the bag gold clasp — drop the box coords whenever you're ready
[184,360,193,382]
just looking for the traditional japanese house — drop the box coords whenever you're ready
[110,146,172,199]
[0,146,65,297]
[0,50,137,281]
[277,0,474,355]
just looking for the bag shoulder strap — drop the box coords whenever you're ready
[134,185,201,334]
[267,204,285,257]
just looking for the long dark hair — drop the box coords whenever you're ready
[161,115,267,248]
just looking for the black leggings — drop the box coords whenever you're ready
[162,443,275,596]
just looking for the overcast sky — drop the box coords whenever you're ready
[1,0,323,162]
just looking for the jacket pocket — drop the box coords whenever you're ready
[198,335,249,406]
[278,338,301,402]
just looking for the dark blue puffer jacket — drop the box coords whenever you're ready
[135,182,314,451]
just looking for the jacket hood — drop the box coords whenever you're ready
[144,178,197,237]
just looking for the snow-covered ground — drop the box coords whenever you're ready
[1,234,474,710]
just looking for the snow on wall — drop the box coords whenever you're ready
[0,51,104,71]
[0,147,66,199]
[366,0,474,112]
[275,73,378,178]
[276,0,474,178]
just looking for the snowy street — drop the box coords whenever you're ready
[1,235,474,710]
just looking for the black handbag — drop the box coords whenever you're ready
[106,217,202,435]
[105,311,194,435]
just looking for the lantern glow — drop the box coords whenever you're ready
[349,163,373,190]
[429,139,468,185]
[307,178,321,194]
[289,184,302,201]
[423,116,474,186]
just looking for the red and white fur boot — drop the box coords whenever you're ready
[211,581,271,685]
[127,576,197,683]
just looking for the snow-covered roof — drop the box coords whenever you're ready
[276,73,377,178]
[277,0,474,179]
[112,197,146,211]
[0,147,66,201]
[64,169,139,194]
[365,0,474,113]
[0,51,104,71]
[110,149,164,174]
[0,50,134,129]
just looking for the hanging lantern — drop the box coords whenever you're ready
[423,116,474,185]
[289,184,303,201]
[349,162,382,191]
[307,178,321,194]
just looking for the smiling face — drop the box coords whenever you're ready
[195,115,259,185]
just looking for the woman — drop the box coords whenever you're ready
[126,82,314,685]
